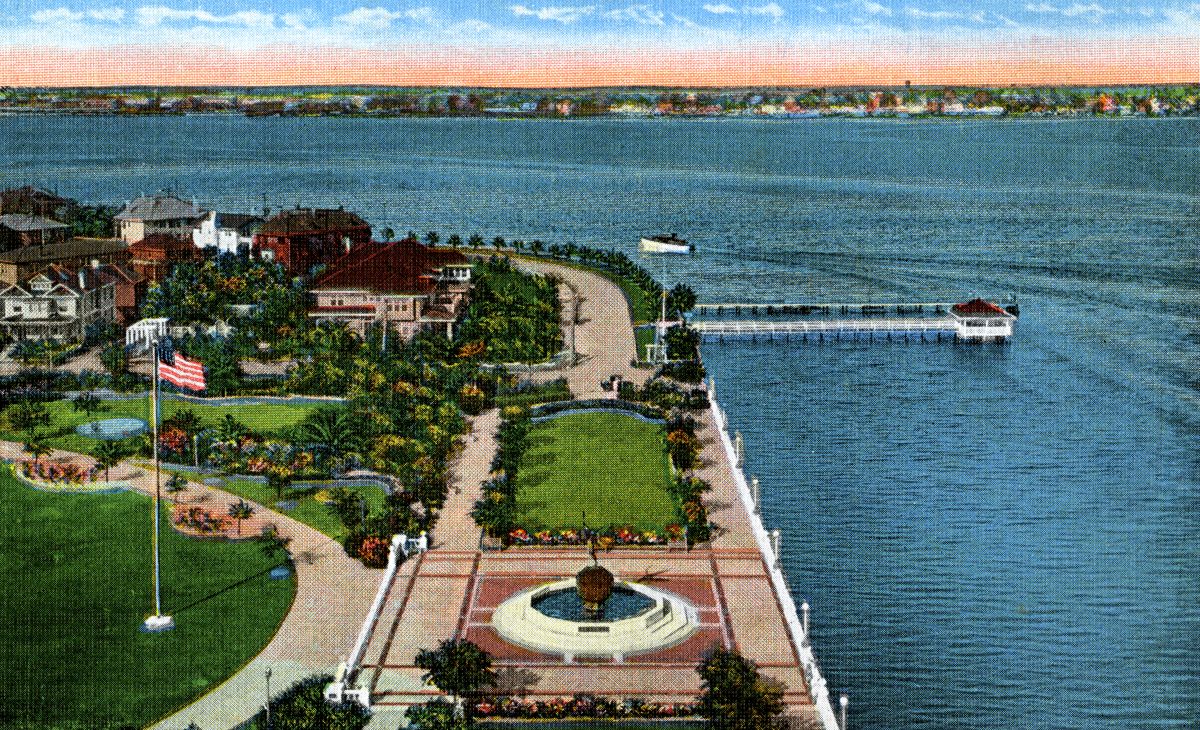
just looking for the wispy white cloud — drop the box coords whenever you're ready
[855,0,893,16]
[31,7,84,22]
[31,7,127,23]
[703,2,737,13]
[280,12,307,28]
[136,6,277,27]
[335,6,433,27]
[904,6,960,18]
[510,4,596,22]
[1023,1,1111,17]
[746,2,785,18]
[603,4,665,24]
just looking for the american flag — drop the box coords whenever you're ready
[158,352,207,392]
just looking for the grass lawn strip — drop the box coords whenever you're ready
[0,397,326,452]
[0,469,294,730]
[515,412,675,533]
[215,476,386,540]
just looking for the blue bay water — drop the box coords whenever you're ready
[2,115,1198,729]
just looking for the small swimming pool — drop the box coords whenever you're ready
[76,418,148,441]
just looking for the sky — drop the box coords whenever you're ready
[0,0,1197,85]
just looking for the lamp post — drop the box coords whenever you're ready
[265,667,273,729]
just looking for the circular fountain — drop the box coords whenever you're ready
[76,417,148,441]
[491,562,700,662]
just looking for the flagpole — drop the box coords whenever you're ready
[144,337,173,632]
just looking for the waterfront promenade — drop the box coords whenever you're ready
[350,261,825,728]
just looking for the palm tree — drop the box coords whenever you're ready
[228,499,255,536]
[447,234,463,248]
[426,230,440,245]
[214,414,250,444]
[71,392,102,417]
[297,407,360,468]
[382,227,395,242]
[165,472,188,499]
[512,239,525,253]
[491,236,506,251]
[529,240,544,256]
[468,234,484,249]
[23,436,51,469]
[91,440,125,483]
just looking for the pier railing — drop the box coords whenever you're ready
[708,387,842,730]
[693,317,956,338]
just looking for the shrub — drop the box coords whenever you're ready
[357,535,391,568]
[245,674,370,730]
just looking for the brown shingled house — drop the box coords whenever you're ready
[253,207,372,274]
[308,239,471,339]
[127,234,203,283]
[0,237,130,286]
[0,186,75,218]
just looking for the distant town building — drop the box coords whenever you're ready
[127,234,204,284]
[0,186,75,218]
[0,214,72,251]
[254,207,372,274]
[0,263,135,342]
[114,193,206,244]
[0,237,129,286]
[308,239,471,339]
[192,211,264,256]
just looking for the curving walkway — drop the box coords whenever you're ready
[0,440,380,730]
[506,256,650,399]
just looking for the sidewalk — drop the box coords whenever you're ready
[0,439,380,730]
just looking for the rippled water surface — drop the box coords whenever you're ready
[3,115,1197,729]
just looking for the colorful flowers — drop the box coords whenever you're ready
[19,460,96,485]
[508,528,531,544]
[172,504,232,535]
[475,695,697,720]
[358,536,391,568]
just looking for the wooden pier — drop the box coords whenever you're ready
[692,301,956,317]
[693,318,958,342]
[690,299,1017,343]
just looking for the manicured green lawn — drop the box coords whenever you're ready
[0,468,295,730]
[0,397,327,452]
[515,412,675,532]
[216,476,387,540]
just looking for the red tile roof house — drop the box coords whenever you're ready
[308,239,472,340]
[0,263,137,342]
[253,207,372,275]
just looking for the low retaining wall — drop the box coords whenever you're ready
[708,387,841,730]
[61,390,347,406]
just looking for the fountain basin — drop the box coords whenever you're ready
[76,418,148,441]
[491,578,700,661]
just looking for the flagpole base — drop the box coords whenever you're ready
[142,614,175,632]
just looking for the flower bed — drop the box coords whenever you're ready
[172,504,233,535]
[505,524,685,549]
[9,461,125,493]
[476,695,698,721]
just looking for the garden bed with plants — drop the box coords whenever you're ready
[473,406,712,548]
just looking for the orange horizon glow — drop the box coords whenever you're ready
[2,39,1198,88]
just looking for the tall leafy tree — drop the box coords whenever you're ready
[415,639,496,717]
[91,440,125,483]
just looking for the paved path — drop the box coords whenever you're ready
[508,256,650,399]
[0,440,380,730]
